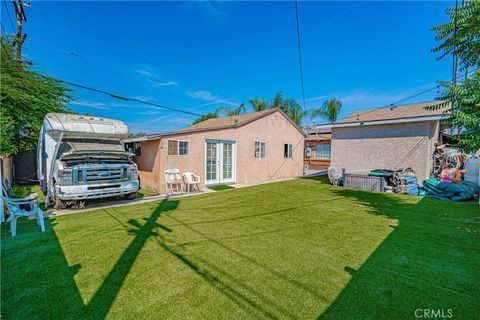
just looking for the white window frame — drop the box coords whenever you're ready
[284,144,293,159]
[314,144,331,159]
[168,140,189,156]
[254,141,266,158]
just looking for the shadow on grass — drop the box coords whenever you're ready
[208,185,235,191]
[3,184,478,319]
[1,199,178,319]
[317,188,479,319]
[85,199,178,319]
[2,196,288,319]
[301,175,331,184]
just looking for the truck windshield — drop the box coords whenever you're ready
[57,139,127,159]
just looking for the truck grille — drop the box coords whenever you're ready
[73,164,130,183]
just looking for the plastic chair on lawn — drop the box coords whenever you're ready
[164,168,183,195]
[182,172,201,195]
[2,190,45,237]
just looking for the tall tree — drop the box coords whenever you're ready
[248,97,269,112]
[0,36,72,156]
[270,92,288,113]
[284,100,310,126]
[215,103,247,117]
[318,99,342,123]
[191,112,217,125]
[427,0,480,153]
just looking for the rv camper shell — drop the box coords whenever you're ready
[37,113,139,208]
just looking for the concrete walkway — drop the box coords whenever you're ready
[49,171,327,216]
[51,189,214,217]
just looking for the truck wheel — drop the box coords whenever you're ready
[125,192,137,200]
[54,198,66,210]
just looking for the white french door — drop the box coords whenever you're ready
[205,140,236,185]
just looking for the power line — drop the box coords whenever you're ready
[387,85,441,108]
[1,22,206,119]
[294,0,307,110]
[343,69,477,121]
[63,80,204,117]
[3,0,15,32]
[0,23,13,54]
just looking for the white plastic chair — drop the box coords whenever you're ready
[164,168,183,195]
[2,193,45,237]
[182,172,201,194]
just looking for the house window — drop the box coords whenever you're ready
[284,144,293,158]
[305,147,312,158]
[255,141,266,158]
[315,144,331,159]
[179,141,189,155]
[168,140,189,156]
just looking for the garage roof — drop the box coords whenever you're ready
[339,101,448,124]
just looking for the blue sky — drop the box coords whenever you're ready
[4,1,453,133]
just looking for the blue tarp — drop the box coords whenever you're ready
[420,179,480,201]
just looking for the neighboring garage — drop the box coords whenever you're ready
[314,102,448,184]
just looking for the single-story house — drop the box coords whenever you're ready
[314,101,448,184]
[303,125,332,170]
[125,108,305,194]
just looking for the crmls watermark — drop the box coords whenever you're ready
[414,309,454,319]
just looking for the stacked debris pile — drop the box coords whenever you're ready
[433,145,466,176]
[368,168,418,194]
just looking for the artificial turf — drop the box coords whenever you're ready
[207,184,235,191]
[1,177,478,319]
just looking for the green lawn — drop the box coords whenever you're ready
[2,177,478,319]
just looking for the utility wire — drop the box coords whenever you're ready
[387,85,441,108]
[1,23,202,119]
[294,0,307,110]
[3,0,15,32]
[63,81,204,117]
[343,69,476,122]
[0,23,12,53]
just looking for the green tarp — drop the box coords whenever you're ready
[420,178,480,201]
[367,171,392,178]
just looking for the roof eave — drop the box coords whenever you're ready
[124,108,306,142]
[323,114,447,129]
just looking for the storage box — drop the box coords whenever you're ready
[344,174,385,192]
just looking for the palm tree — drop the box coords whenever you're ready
[248,97,269,112]
[271,92,288,112]
[285,100,312,126]
[215,103,247,117]
[318,99,342,123]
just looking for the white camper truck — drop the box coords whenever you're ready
[37,113,139,209]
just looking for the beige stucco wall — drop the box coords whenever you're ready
[331,121,440,184]
[134,110,304,194]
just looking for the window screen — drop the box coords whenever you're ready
[255,141,266,158]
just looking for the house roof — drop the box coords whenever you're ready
[339,101,448,124]
[124,108,305,143]
[181,108,277,131]
[305,133,331,141]
[304,125,332,134]
[312,101,449,130]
